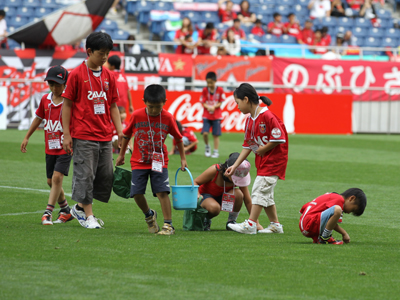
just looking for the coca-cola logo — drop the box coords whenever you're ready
[167,94,248,132]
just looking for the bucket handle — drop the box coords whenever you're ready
[175,167,195,191]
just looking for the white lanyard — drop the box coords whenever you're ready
[244,104,259,140]
[146,108,164,162]
[85,60,104,101]
[47,96,63,133]
[223,181,235,195]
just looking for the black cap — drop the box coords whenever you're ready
[44,65,68,84]
[336,32,345,39]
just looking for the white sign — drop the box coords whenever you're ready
[0,87,8,130]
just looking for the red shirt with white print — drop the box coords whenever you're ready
[112,70,130,109]
[35,92,67,155]
[284,22,301,36]
[123,108,182,170]
[298,28,314,45]
[251,26,265,37]
[173,127,198,153]
[197,29,218,54]
[267,21,284,36]
[62,61,119,142]
[200,86,226,120]
[299,193,344,239]
[218,8,237,23]
[242,107,288,179]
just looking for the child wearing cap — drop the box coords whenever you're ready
[21,65,74,225]
[193,152,262,231]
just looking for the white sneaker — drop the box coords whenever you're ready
[86,215,104,229]
[258,222,284,234]
[227,220,257,234]
[211,150,219,158]
[205,145,211,157]
[70,204,87,228]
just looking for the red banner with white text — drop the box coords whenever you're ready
[128,91,352,134]
[272,57,400,101]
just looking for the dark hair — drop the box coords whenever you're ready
[233,18,240,23]
[107,55,121,69]
[287,13,295,18]
[175,120,183,133]
[255,19,262,24]
[86,32,113,52]
[206,71,217,81]
[234,83,272,106]
[321,26,329,34]
[118,106,126,113]
[127,34,136,41]
[182,17,193,33]
[143,84,166,104]
[273,12,281,19]
[0,10,5,17]
[226,29,236,43]
[217,152,245,182]
[341,188,367,216]
[205,22,214,30]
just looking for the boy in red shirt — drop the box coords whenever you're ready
[200,71,226,158]
[116,84,188,235]
[106,55,134,113]
[169,120,198,155]
[251,19,265,37]
[198,23,218,55]
[218,0,237,23]
[297,19,314,45]
[284,13,301,37]
[267,13,284,36]
[299,188,367,244]
[225,18,246,40]
[21,66,73,225]
[62,32,123,229]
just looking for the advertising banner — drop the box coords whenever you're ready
[272,57,400,101]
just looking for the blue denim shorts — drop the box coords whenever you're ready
[201,119,221,136]
[130,168,170,197]
[319,206,336,234]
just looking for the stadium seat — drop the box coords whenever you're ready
[338,17,354,27]
[202,12,220,24]
[181,11,201,24]
[281,34,297,43]
[352,36,364,47]
[385,28,400,39]
[378,19,392,29]
[261,34,281,43]
[336,26,351,34]
[263,0,278,5]
[137,1,154,13]
[4,0,22,7]
[297,0,309,7]
[98,19,119,31]
[353,26,368,38]
[7,38,21,49]
[354,18,371,28]
[126,0,137,15]
[22,0,39,8]
[368,27,385,38]
[154,1,174,12]
[382,37,398,48]
[16,7,34,18]
[375,9,392,20]
[294,5,308,17]
[280,0,292,6]
[35,7,53,18]
[3,6,17,16]
[321,17,337,27]
[41,0,59,9]
[274,5,291,15]
[363,37,382,55]
[111,30,130,41]
[8,16,29,28]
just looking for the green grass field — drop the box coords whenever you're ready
[1,130,399,300]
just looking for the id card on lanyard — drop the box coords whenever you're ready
[94,98,105,115]
[152,152,164,173]
[221,182,235,212]
[48,133,62,149]
[244,105,260,154]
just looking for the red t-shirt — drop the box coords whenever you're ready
[112,70,129,108]
[62,61,119,142]
[198,167,234,197]
[284,22,301,36]
[321,34,331,46]
[218,8,237,23]
[267,21,284,36]
[346,0,363,9]
[198,29,218,54]
[226,26,246,39]
[299,193,344,239]
[123,108,182,170]
[35,92,67,156]
[242,107,288,179]
[174,29,192,54]
[199,86,226,120]
[251,26,265,37]
[313,39,329,54]
[173,127,198,153]
[298,28,314,45]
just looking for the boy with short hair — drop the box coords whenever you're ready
[116,84,188,235]
[106,55,134,113]
[200,71,225,158]
[21,65,73,225]
[62,32,123,229]
[299,188,367,244]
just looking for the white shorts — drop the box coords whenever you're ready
[251,176,279,207]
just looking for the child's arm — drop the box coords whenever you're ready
[193,165,218,198]
[115,136,130,166]
[127,90,134,114]
[255,141,280,157]
[110,103,123,149]
[168,139,175,155]
[184,140,198,152]
[62,98,73,155]
[176,140,188,171]
[21,117,42,153]
[334,224,350,243]
[225,148,251,176]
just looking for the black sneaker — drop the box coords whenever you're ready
[203,218,211,231]
[226,221,236,231]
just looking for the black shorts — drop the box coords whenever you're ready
[45,154,72,179]
[131,168,170,197]
[201,193,223,205]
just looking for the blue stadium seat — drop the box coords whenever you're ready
[382,37,398,48]
[41,0,59,9]
[335,26,351,34]
[216,23,230,35]
[281,34,297,43]
[3,6,17,16]
[368,27,385,38]
[7,38,21,49]
[98,19,119,31]
[261,34,281,43]
[352,36,364,47]
[353,26,368,38]
[181,11,201,24]
[338,17,354,27]
[297,0,309,7]
[321,17,337,27]
[126,0,137,15]
[258,4,271,15]
[111,30,130,40]
[274,5,291,15]
[16,7,34,17]
[242,23,252,34]
[8,16,29,28]
[4,0,22,7]
[22,0,39,7]
[385,28,400,39]
[263,0,278,5]
[354,18,371,28]
[375,9,392,20]
[35,7,53,18]
[202,12,220,24]
[294,4,308,17]
[280,0,292,6]
[379,19,392,29]
[363,37,382,55]
[137,1,154,13]
[154,1,173,11]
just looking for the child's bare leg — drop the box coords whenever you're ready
[243,196,263,230]
[325,205,342,231]
[156,192,172,221]
[201,197,221,219]
[249,204,263,222]
[203,132,209,145]
[133,194,150,213]
[48,171,64,206]
[264,205,279,223]
[82,203,94,217]
[213,135,219,150]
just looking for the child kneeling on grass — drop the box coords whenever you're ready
[21,65,74,225]
[299,188,367,244]
[115,84,188,235]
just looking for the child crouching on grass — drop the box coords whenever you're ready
[116,84,188,235]
[299,188,367,244]
[21,65,74,225]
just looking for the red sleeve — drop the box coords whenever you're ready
[109,70,119,105]
[267,22,274,30]
[218,8,224,17]
[185,129,197,142]
[266,113,286,143]
[240,29,245,38]
[232,12,237,19]
[174,29,181,39]
[123,113,135,137]
[35,95,46,119]
[218,87,226,102]
[199,88,207,103]
[62,70,77,101]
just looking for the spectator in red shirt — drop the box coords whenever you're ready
[224,18,246,40]
[283,13,301,37]
[312,29,328,54]
[174,17,194,54]
[237,0,256,24]
[267,13,284,36]
[297,19,314,45]
[218,0,237,24]
[251,19,265,37]
[347,0,363,10]
[198,22,218,55]
[321,26,332,45]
